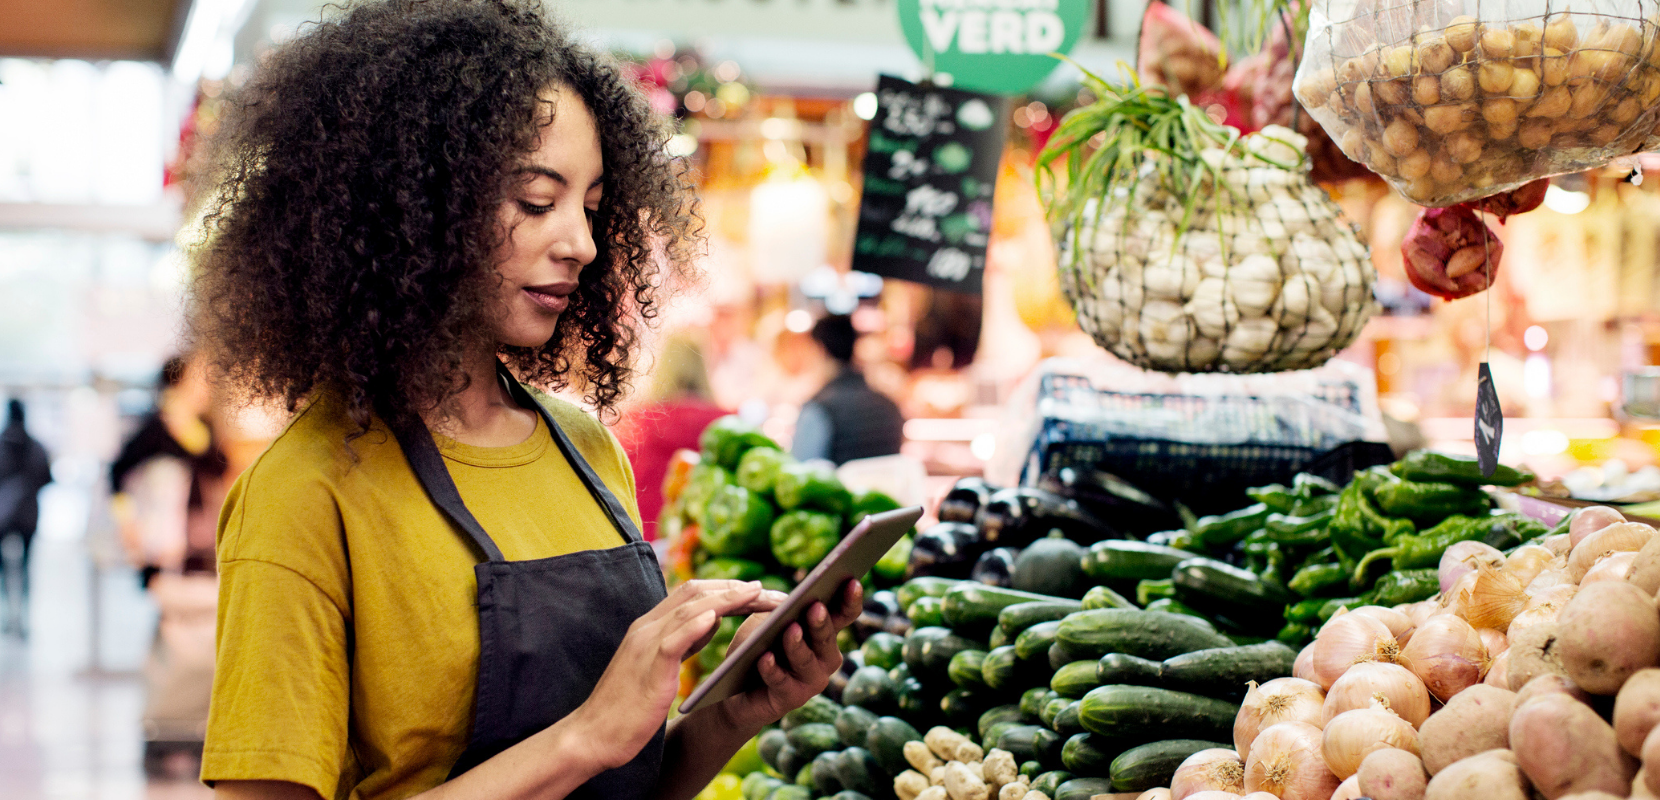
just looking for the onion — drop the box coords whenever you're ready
[1463,565,1529,632]
[1240,794,1279,800]
[1236,678,1327,760]
[1171,749,1245,799]
[1567,522,1654,581]
[1569,505,1626,547]
[1137,790,1174,800]
[1244,721,1341,800]
[1401,600,1437,628]
[1440,541,1505,593]
[1504,544,1557,586]
[1484,648,1511,686]
[1183,793,1242,800]
[1526,568,1574,593]
[1312,613,1400,689]
[1346,606,1412,638]
[1439,569,1480,618]
[1580,550,1639,585]
[1323,662,1432,727]
[1294,643,1317,683]
[1541,533,1572,557]
[1322,702,1420,779]
[1477,627,1508,656]
[1330,774,1363,800]
[1399,613,1487,702]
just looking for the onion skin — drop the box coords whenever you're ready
[1323,707,1420,778]
[1294,643,1317,683]
[1400,614,1488,702]
[1330,774,1362,800]
[1629,535,1660,596]
[1580,551,1639,586]
[1441,541,1505,593]
[1349,606,1413,638]
[1171,748,1245,800]
[1464,179,1549,220]
[1485,649,1511,687]
[1313,613,1399,690]
[1357,747,1429,800]
[1138,790,1175,800]
[1567,523,1653,583]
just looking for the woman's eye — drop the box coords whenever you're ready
[518,200,554,215]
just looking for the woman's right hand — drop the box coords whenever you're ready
[566,580,785,771]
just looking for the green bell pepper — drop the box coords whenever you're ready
[1365,568,1440,606]
[702,485,776,557]
[1373,479,1491,523]
[700,415,781,471]
[770,510,841,569]
[873,533,912,582]
[774,463,852,515]
[1246,484,1298,513]
[697,557,767,581]
[1193,503,1272,547]
[1391,450,1536,487]
[737,447,792,497]
[848,489,902,529]
[698,615,742,672]
[1288,561,1350,597]
[760,575,793,593]
[681,462,731,526]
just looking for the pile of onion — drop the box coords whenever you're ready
[1234,678,1326,760]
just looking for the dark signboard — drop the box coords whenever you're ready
[852,75,1008,294]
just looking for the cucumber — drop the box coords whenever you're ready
[896,576,961,612]
[841,666,897,713]
[997,599,1085,636]
[1144,597,1210,619]
[827,793,873,800]
[758,727,789,772]
[941,584,1068,638]
[786,723,841,760]
[1019,686,1051,720]
[768,783,810,800]
[987,625,1010,649]
[1030,771,1073,796]
[1052,700,1085,736]
[1051,660,1100,699]
[1054,777,1117,800]
[1109,739,1232,793]
[982,720,1024,751]
[864,716,923,776]
[903,626,983,681]
[894,676,938,728]
[1039,695,1070,728]
[995,724,1063,768]
[1170,557,1294,630]
[1011,537,1087,598]
[810,751,844,795]
[833,747,882,797]
[859,631,905,671]
[782,695,841,730]
[743,772,783,800]
[1077,685,1238,741]
[1049,640,1093,671]
[1062,732,1125,777]
[887,663,910,684]
[1014,620,1063,662]
[1081,584,1136,610]
[1160,641,1298,699]
[1056,609,1233,661]
[834,705,880,748]
[941,686,993,727]
[948,649,989,689]
[1081,540,1193,582]
[1096,653,1163,687]
[906,595,946,627]
[978,704,1025,739]
[980,645,1022,691]
[773,744,803,781]
[1019,761,1043,779]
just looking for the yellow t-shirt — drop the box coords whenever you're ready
[201,389,646,800]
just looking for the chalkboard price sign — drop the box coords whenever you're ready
[853,75,1008,294]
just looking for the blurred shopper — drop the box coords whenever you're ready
[0,399,52,636]
[614,334,729,540]
[188,4,857,799]
[792,315,906,465]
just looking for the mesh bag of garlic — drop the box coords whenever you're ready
[1057,125,1379,374]
[1293,0,1660,207]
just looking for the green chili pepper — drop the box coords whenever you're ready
[1193,503,1273,547]
[695,557,767,581]
[1293,473,1343,497]
[1147,529,1200,551]
[1373,479,1492,523]
[1302,545,1338,565]
[1277,622,1314,647]
[1479,513,1547,550]
[1317,596,1363,621]
[1261,545,1289,587]
[1330,483,1385,567]
[1358,491,1416,545]
[1136,578,1176,606]
[1391,450,1536,487]
[1289,493,1340,517]
[1351,515,1484,585]
[736,446,792,497]
[769,510,841,569]
[1546,509,1576,538]
[701,485,776,557]
[760,575,793,593]
[774,463,853,515]
[1246,484,1297,513]
[1288,562,1350,597]
[1353,466,1397,496]
[699,415,781,471]
[1366,568,1440,606]
[1264,510,1335,546]
[1285,598,1329,624]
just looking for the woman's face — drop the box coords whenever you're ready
[488,89,604,349]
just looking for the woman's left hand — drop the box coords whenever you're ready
[714,578,863,733]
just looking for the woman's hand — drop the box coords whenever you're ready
[713,578,863,733]
[566,580,786,772]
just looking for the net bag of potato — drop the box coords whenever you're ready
[1039,71,1378,375]
[1294,0,1660,207]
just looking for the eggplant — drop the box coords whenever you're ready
[938,477,995,524]
[1036,466,1179,537]
[970,547,1019,587]
[905,522,983,580]
[856,590,903,636]
[974,487,1114,548]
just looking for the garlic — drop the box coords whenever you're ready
[1223,318,1280,366]
[1228,254,1284,317]
[1143,254,1203,300]
[1186,278,1241,339]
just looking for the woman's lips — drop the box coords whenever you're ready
[524,282,576,313]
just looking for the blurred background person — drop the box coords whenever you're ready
[792,314,905,466]
[614,332,731,540]
[0,398,53,637]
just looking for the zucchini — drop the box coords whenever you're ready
[947,649,989,689]
[1144,597,1209,619]
[781,695,841,730]
[978,704,1025,739]
[758,727,789,772]
[1082,540,1193,582]
[941,584,1069,638]
[810,750,844,795]
[841,666,896,713]
[1049,640,1092,671]
[1160,641,1298,700]
[995,724,1063,768]
[1095,653,1164,687]
[998,599,1085,636]
[1056,609,1233,661]
[1014,620,1063,661]
[1081,584,1136,610]
[834,705,880,748]
[1054,777,1117,800]
[895,576,961,611]
[1136,578,1177,606]
[834,748,882,797]
[906,595,946,628]
[859,631,905,671]
[864,716,922,776]
[987,625,1010,649]
[1109,739,1232,793]
[1170,557,1294,630]
[786,723,841,760]
[1052,700,1085,736]
[1011,536,1087,597]
[1030,771,1072,796]
[1039,695,1070,728]
[940,686,993,728]
[1062,732,1125,777]
[1050,660,1100,699]
[980,645,1024,692]
[902,626,983,682]
[1077,685,1238,741]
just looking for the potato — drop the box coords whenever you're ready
[1628,532,1660,595]
[1619,669,1660,757]
[1419,684,1516,774]
[1507,619,1567,690]
[1647,727,1660,795]
[1634,768,1660,800]
[1517,674,1592,707]
[1555,792,1626,799]
[1511,692,1638,798]
[1358,747,1429,800]
[1555,580,1660,694]
[1424,749,1528,800]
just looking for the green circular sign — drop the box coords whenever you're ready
[897,0,1091,95]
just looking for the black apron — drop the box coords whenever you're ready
[390,367,667,798]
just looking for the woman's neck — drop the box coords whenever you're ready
[427,346,539,447]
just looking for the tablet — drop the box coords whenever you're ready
[678,505,924,715]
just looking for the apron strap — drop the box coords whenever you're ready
[388,414,507,563]
[497,364,645,546]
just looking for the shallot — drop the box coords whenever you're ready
[1465,178,1549,220]
[1400,206,1503,300]
[1399,614,1488,701]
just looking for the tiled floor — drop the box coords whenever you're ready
[0,479,214,800]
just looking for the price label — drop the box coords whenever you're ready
[1475,362,1504,478]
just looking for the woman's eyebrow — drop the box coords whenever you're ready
[518,165,605,189]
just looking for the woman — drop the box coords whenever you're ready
[191,3,859,799]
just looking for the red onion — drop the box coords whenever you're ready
[1401,206,1504,300]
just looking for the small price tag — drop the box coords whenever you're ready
[1475,362,1503,478]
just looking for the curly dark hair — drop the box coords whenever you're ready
[191,0,699,434]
